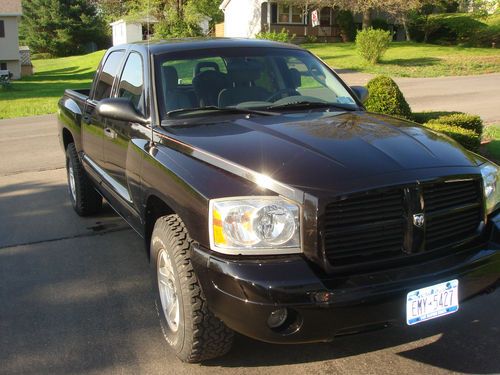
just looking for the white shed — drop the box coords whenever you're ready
[110,17,158,46]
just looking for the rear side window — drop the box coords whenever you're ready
[93,51,124,101]
[117,52,145,114]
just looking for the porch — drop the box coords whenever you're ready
[261,3,347,42]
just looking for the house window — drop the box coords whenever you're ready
[320,7,332,27]
[0,21,5,38]
[277,4,304,24]
[0,62,7,70]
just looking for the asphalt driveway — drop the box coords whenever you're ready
[338,72,500,124]
[0,115,499,375]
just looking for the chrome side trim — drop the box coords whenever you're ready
[83,155,132,203]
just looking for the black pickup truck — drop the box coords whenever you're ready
[58,38,500,363]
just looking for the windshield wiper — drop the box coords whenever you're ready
[266,101,356,111]
[166,106,278,118]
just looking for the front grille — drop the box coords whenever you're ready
[323,189,405,267]
[323,179,483,272]
[424,180,482,250]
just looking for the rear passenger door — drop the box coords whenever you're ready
[82,50,124,171]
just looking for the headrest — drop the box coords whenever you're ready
[194,61,220,76]
[227,60,261,84]
[162,66,179,90]
[289,68,301,88]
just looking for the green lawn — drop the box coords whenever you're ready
[482,124,500,164]
[306,42,500,78]
[0,51,105,119]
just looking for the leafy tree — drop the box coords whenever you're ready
[21,0,108,56]
[125,0,222,38]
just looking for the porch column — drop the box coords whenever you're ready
[267,0,271,32]
[304,2,308,36]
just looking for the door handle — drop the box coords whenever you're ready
[104,127,117,139]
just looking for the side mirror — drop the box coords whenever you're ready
[350,86,369,104]
[96,98,148,125]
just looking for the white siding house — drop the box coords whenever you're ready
[220,0,265,38]
[0,0,22,79]
[220,0,401,41]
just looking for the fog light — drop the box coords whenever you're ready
[314,291,334,304]
[267,308,288,328]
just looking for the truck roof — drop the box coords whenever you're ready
[112,38,302,55]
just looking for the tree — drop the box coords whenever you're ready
[21,0,108,56]
[132,0,223,38]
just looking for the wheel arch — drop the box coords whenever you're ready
[62,127,74,150]
[144,194,176,258]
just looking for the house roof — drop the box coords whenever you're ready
[0,0,22,15]
[219,0,231,10]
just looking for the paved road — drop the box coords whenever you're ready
[0,115,499,375]
[339,72,500,124]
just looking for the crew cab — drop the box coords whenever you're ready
[58,38,500,363]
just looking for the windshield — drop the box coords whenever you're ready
[154,47,358,120]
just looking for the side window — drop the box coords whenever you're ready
[0,21,5,38]
[117,52,144,114]
[93,51,124,101]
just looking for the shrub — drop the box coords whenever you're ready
[468,23,500,47]
[423,122,481,151]
[256,28,295,43]
[429,13,487,43]
[304,34,318,43]
[364,75,413,120]
[413,111,464,124]
[426,113,483,137]
[337,10,356,42]
[355,28,392,64]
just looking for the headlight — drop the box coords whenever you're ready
[480,162,500,215]
[209,197,301,255]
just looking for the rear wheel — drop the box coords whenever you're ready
[150,214,234,363]
[65,143,102,216]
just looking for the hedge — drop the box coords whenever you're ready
[410,13,500,47]
[365,75,413,120]
[426,113,483,137]
[423,122,481,152]
[413,111,463,124]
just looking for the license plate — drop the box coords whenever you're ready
[406,279,459,325]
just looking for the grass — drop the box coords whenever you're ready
[482,124,500,164]
[0,51,105,119]
[305,42,500,78]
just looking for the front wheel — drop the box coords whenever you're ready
[150,215,234,363]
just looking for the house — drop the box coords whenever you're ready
[0,0,22,79]
[220,0,400,41]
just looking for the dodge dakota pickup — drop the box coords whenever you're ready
[58,38,500,363]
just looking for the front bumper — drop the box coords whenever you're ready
[191,216,500,344]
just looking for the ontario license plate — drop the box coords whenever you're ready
[406,280,459,325]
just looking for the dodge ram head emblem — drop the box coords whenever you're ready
[413,213,425,227]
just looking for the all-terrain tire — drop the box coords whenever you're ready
[150,214,234,363]
[65,143,102,216]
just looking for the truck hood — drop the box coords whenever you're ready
[165,111,481,195]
